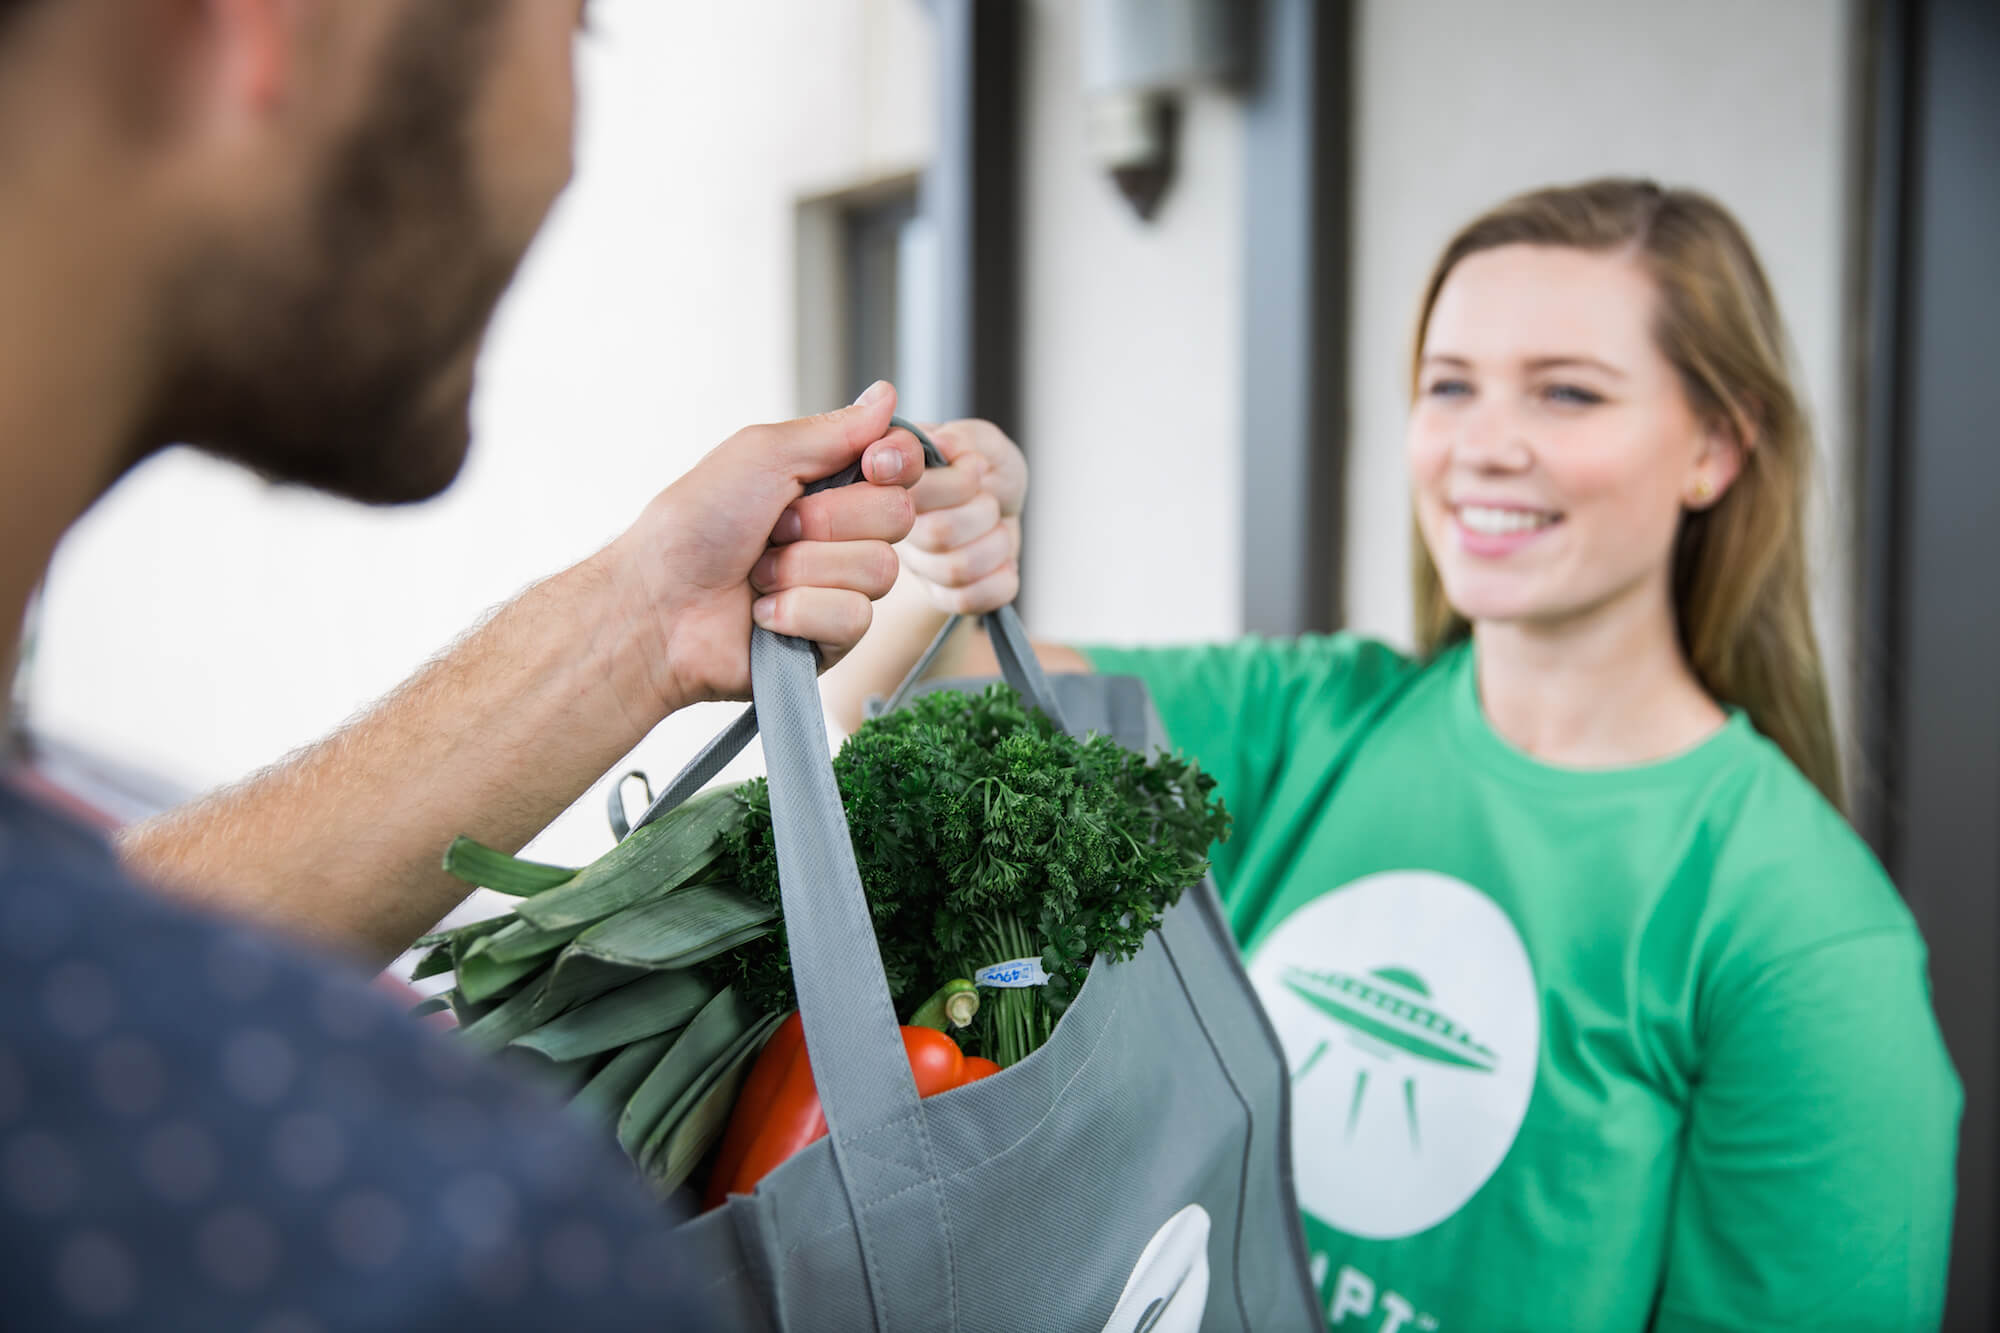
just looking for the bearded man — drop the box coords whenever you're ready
[0,2,925,1326]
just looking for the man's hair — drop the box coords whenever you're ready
[0,1,38,44]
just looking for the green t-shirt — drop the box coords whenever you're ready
[1082,635,1959,1332]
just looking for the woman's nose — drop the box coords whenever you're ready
[1453,400,1533,473]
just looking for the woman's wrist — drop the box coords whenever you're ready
[820,568,953,732]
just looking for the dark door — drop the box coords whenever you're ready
[1857,0,2000,1326]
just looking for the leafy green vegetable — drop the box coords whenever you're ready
[429,681,1228,1190]
[515,788,741,932]
[712,683,1229,1063]
[440,837,577,896]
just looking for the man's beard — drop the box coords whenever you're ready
[145,2,525,506]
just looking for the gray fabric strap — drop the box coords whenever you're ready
[867,614,968,720]
[751,625,952,1328]
[628,641,958,1326]
[877,606,1074,737]
[621,703,759,836]
[615,419,961,1327]
[985,605,1072,734]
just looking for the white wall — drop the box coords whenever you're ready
[31,0,934,880]
[1016,0,1246,646]
[1340,0,1861,723]
[28,0,1863,906]
[1018,0,1861,752]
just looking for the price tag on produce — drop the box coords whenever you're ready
[974,957,1051,989]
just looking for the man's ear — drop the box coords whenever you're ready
[94,0,296,144]
[200,0,294,116]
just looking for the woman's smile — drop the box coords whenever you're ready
[1451,502,1564,557]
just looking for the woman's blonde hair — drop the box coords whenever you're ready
[1409,178,1843,809]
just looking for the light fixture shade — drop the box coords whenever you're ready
[1081,0,1250,98]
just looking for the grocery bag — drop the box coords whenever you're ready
[629,435,1321,1332]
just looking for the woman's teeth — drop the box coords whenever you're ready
[1457,505,1558,536]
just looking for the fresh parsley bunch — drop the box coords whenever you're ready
[714,683,1230,1065]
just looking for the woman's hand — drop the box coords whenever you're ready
[897,418,1027,616]
[816,417,1073,736]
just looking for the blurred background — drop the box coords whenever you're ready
[7,0,1995,1322]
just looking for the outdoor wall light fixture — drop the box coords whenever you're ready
[1081,0,1249,222]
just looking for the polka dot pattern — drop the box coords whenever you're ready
[55,1228,139,1318]
[139,1120,221,1205]
[269,1111,346,1192]
[327,1189,409,1271]
[196,1205,283,1292]
[4,1129,81,1214]
[223,1029,299,1107]
[43,961,118,1040]
[0,781,717,1329]
[91,1035,167,1118]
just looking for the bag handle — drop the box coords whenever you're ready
[870,606,1071,735]
[612,420,1069,839]
[609,419,1063,1327]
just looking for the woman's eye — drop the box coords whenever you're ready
[1543,383,1603,406]
[1424,379,1472,399]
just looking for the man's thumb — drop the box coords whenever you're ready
[773,380,901,481]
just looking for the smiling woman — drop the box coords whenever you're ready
[1406,182,1840,804]
[827,176,1962,1331]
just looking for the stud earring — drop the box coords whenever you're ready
[1690,477,1715,506]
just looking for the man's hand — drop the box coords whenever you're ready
[601,379,924,717]
[120,382,925,966]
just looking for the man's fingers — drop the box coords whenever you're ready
[907,492,1002,554]
[750,540,901,600]
[861,428,925,488]
[777,483,915,546]
[750,587,873,656]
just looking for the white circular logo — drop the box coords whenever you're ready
[1246,870,1540,1239]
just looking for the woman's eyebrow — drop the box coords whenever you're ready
[1419,353,1627,379]
[1524,355,1627,378]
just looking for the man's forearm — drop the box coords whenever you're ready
[119,549,667,968]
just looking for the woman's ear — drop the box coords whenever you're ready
[1687,413,1750,510]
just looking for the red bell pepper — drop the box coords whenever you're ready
[702,1011,990,1209]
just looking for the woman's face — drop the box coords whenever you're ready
[1408,243,1733,636]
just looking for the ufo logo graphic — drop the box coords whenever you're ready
[1247,870,1540,1239]
[1281,964,1499,1150]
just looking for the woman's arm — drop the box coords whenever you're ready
[819,418,1086,735]
[1653,928,1959,1330]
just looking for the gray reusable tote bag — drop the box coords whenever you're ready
[625,437,1322,1332]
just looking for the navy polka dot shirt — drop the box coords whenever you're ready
[0,780,719,1330]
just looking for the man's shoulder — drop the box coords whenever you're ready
[0,781,710,1329]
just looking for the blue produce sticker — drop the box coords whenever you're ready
[974,957,1050,989]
